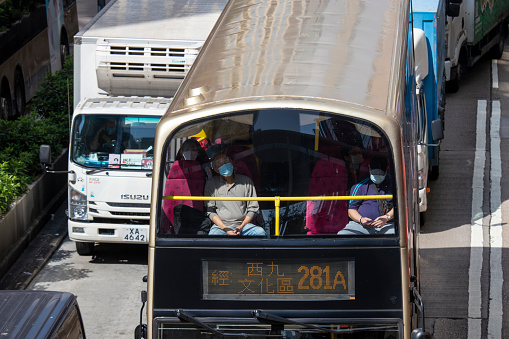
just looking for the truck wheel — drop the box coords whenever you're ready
[446,76,460,93]
[492,23,507,60]
[445,65,460,93]
[446,48,467,93]
[430,165,439,180]
[75,242,94,256]
[420,211,426,227]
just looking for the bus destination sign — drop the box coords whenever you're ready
[203,260,355,300]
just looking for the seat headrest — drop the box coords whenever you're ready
[311,158,347,178]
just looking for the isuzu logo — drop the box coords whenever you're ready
[121,194,149,200]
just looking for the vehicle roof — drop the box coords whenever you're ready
[77,0,229,41]
[412,0,442,12]
[167,0,409,118]
[76,97,173,115]
[0,291,77,339]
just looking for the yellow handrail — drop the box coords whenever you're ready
[163,194,393,235]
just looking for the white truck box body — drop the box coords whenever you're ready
[74,0,228,106]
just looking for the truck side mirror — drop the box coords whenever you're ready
[431,119,444,141]
[446,1,461,17]
[39,145,52,165]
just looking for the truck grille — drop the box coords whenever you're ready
[107,202,150,208]
[93,217,149,225]
[111,211,150,217]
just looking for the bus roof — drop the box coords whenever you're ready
[76,0,228,41]
[167,0,409,117]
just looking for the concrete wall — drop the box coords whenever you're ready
[0,150,68,278]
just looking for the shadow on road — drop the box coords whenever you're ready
[88,243,148,265]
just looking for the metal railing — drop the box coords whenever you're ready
[163,195,393,235]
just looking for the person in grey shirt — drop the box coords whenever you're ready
[206,153,266,236]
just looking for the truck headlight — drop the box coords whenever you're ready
[70,187,88,220]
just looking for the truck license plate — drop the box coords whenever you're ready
[122,228,147,242]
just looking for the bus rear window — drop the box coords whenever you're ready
[158,109,395,238]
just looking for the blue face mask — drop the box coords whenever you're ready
[370,169,386,184]
[218,163,234,177]
[106,127,116,133]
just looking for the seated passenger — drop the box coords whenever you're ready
[205,153,266,236]
[344,146,367,186]
[337,155,394,235]
[161,139,210,235]
[224,145,259,189]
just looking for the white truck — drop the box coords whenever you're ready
[445,0,509,92]
[41,0,228,255]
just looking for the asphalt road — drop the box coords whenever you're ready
[419,48,509,338]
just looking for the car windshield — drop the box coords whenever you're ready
[159,109,395,238]
[71,115,160,170]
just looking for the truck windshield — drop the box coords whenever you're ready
[158,109,396,238]
[71,115,160,170]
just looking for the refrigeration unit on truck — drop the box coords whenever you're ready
[40,0,228,256]
[412,0,446,222]
[445,0,509,92]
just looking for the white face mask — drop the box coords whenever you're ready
[183,150,198,161]
[370,169,386,184]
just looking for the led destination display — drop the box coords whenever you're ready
[203,260,355,300]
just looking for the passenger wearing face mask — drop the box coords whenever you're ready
[174,139,212,177]
[205,153,266,236]
[337,155,394,235]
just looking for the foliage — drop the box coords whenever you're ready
[0,56,72,215]
[0,0,42,32]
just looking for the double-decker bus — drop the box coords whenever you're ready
[141,0,429,338]
[0,0,78,119]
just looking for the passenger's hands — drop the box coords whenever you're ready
[225,228,239,236]
[371,215,389,228]
[234,225,245,235]
[360,217,373,227]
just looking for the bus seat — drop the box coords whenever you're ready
[162,160,205,233]
[305,158,348,234]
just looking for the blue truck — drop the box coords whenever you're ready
[412,0,447,221]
